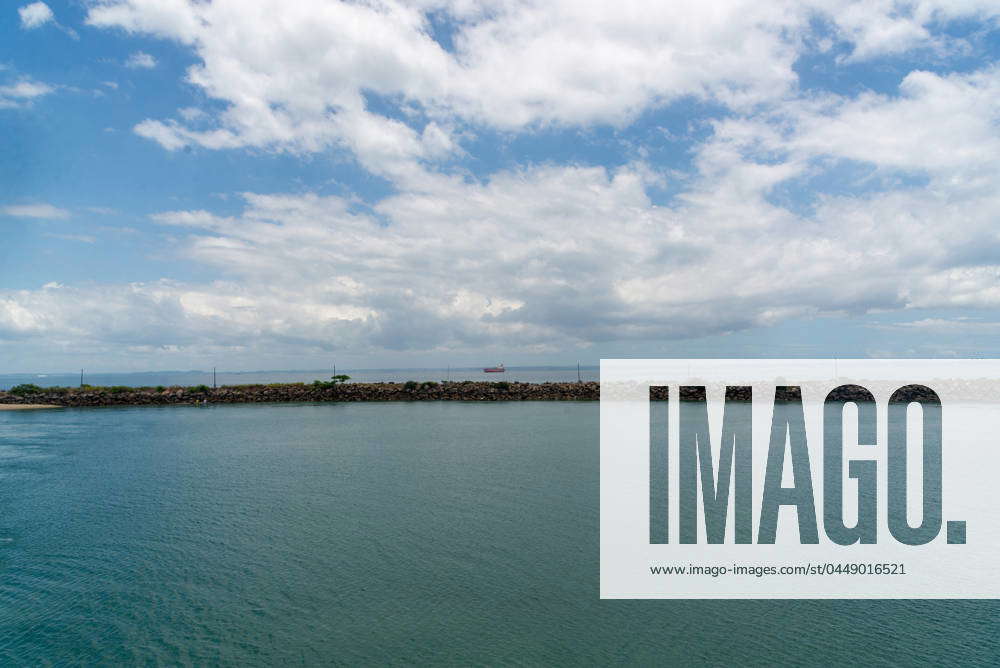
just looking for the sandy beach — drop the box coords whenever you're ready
[0,404,63,411]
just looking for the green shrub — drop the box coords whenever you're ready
[495,381,511,391]
[155,386,166,393]
[108,386,132,394]
[421,381,439,389]
[9,383,43,396]
[311,374,352,390]
[191,384,211,394]
[403,380,419,391]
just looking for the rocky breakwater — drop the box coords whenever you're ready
[0,381,601,408]
[0,381,944,409]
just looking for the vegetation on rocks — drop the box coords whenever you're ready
[312,375,352,389]
[9,384,44,397]
[0,380,600,407]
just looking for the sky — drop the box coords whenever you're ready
[2,1,1000,373]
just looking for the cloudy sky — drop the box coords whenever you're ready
[2,1,1000,372]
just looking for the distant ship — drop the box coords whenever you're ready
[483,363,505,373]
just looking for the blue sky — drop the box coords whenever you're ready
[2,1,1000,372]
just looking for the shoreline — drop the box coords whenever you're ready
[0,404,63,411]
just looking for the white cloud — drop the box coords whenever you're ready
[816,0,1000,61]
[44,233,96,244]
[4,139,1000,358]
[773,67,1000,180]
[178,106,206,121]
[84,0,1000,177]
[85,0,801,169]
[0,79,53,98]
[17,1,77,38]
[151,209,231,229]
[884,318,1000,333]
[2,203,70,219]
[125,51,157,69]
[0,1,992,364]
[0,78,54,108]
[18,2,53,29]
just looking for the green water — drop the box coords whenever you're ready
[0,403,994,665]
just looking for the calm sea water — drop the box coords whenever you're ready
[0,403,995,665]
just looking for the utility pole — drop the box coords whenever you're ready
[213,367,217,389]
[80,369,84,388]
[577,362,581,383]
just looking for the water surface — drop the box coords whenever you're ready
[0,403,994,664]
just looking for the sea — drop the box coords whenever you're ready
[0,366,599,391]
[0,401,995,664]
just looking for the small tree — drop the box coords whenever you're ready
[314,375,351,389]
[9,384,43,396]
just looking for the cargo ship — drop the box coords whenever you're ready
[483,363,505,373]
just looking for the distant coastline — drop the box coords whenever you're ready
[0,366,600,392]
[0,381,601,407]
